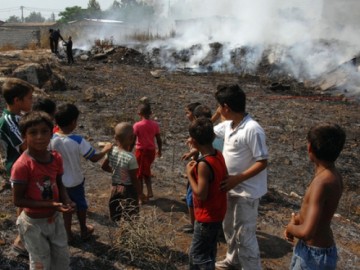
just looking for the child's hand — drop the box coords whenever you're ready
[186,160,197,177]
[102,143,113,153]
[54,202,75,213]
[284,226,294,243]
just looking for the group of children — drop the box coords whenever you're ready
[0,78,161,269]
[0,77,346,270]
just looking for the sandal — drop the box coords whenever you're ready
[80,225,94,241]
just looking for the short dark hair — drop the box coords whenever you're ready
[138,103,152,117]
[194,105,212,119]
[55,103,79,128]
[1,78,34,105]
[186,102,201,113]
[32,98,56,116]
[19,111,53,137]
[189,117,215,146]
[215,84,246,113]
[307,124,346,162]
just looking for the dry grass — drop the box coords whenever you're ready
[0,44,17,52]
[108,202,185,269]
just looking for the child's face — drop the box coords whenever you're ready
[185,109,195,122]
[16,91,33,113]
[24,122,52,152]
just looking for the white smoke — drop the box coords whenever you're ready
[101,0,360,93]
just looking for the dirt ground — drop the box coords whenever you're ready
[0,48,359,269]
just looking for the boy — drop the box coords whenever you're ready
[64,36,74,65]
[214,84,268,270]
[11,111,74,269]
[133,103,162,202]
[50,103,112,241]
[186,117,227,269]
[285,124,346,270]
[0,78,33,189]
[181,102,201,234]
[0,78,33,255]
[101,122,145,221]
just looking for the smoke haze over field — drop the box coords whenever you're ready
[97,0,360,93]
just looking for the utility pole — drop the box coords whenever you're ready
[20,6,24,22]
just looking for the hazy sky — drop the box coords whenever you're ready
[0,0,114,21]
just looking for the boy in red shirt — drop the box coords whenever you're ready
[11,111,74,269]
[133,103,162,202]
[186,117,227,269]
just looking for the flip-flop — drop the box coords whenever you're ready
[12,244,29,257]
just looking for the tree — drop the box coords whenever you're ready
[88,0,101,11]
[24,12,45,23]
[6,15,21,23]
[112,0,121,9]
[58,6,86,23]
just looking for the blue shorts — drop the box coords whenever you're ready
[66,181,88,211]
[186,184,193,207]
[290,239,337,270]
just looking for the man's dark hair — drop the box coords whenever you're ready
[138,103,152,117]
[307,124,346,162]
[215,84,246,113]
[55,103,79,128]
[32,98,56,116]
[19,111,53,137]
[193,105,212,119]
[186,102,201,113]
[1,78,33,105]
[189,117,215,146]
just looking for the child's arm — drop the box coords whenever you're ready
[220,159,267,191]
[101,157,112,173]
[285,181,326,241]
[181,148,199,161]
[12,183,67,212]
[89,143,113,162]
[186,160,210,201]
[155,133,162,157]
[56,175,75,212]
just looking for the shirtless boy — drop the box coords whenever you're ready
[285,123,346,270]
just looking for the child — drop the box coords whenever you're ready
[0,78,33,255]
[11,111,74,269]
[133,103,162,202]
[284,124,346,270]
[50,103,112,241]
[214,84,268,270]
[0,78,33,189]
[32,97,56,119]
[181,102,201,233]
[101,122,145,222]
[186,117,227,269]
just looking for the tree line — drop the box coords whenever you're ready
[5,0,154,23]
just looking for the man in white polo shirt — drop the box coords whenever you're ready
[214,84,268,270]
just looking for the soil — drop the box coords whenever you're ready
[0,48,359,270]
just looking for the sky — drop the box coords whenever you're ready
[0,1,115,21]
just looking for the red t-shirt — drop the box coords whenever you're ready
[193,150,227,223]
[133,119,160,150]
[11,151,63,216]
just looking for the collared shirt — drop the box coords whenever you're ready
[214,114,268,198]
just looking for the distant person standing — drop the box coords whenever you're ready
[52,29,64,54]
[49,29,55,53]
[64,36,74,65]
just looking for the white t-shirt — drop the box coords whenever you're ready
[50,133,96,188]
[214,114,268,198]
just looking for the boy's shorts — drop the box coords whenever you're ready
[66,181,88,211]
[135,149,155,179]
[290,239,337,270]
[186,184,193,208]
